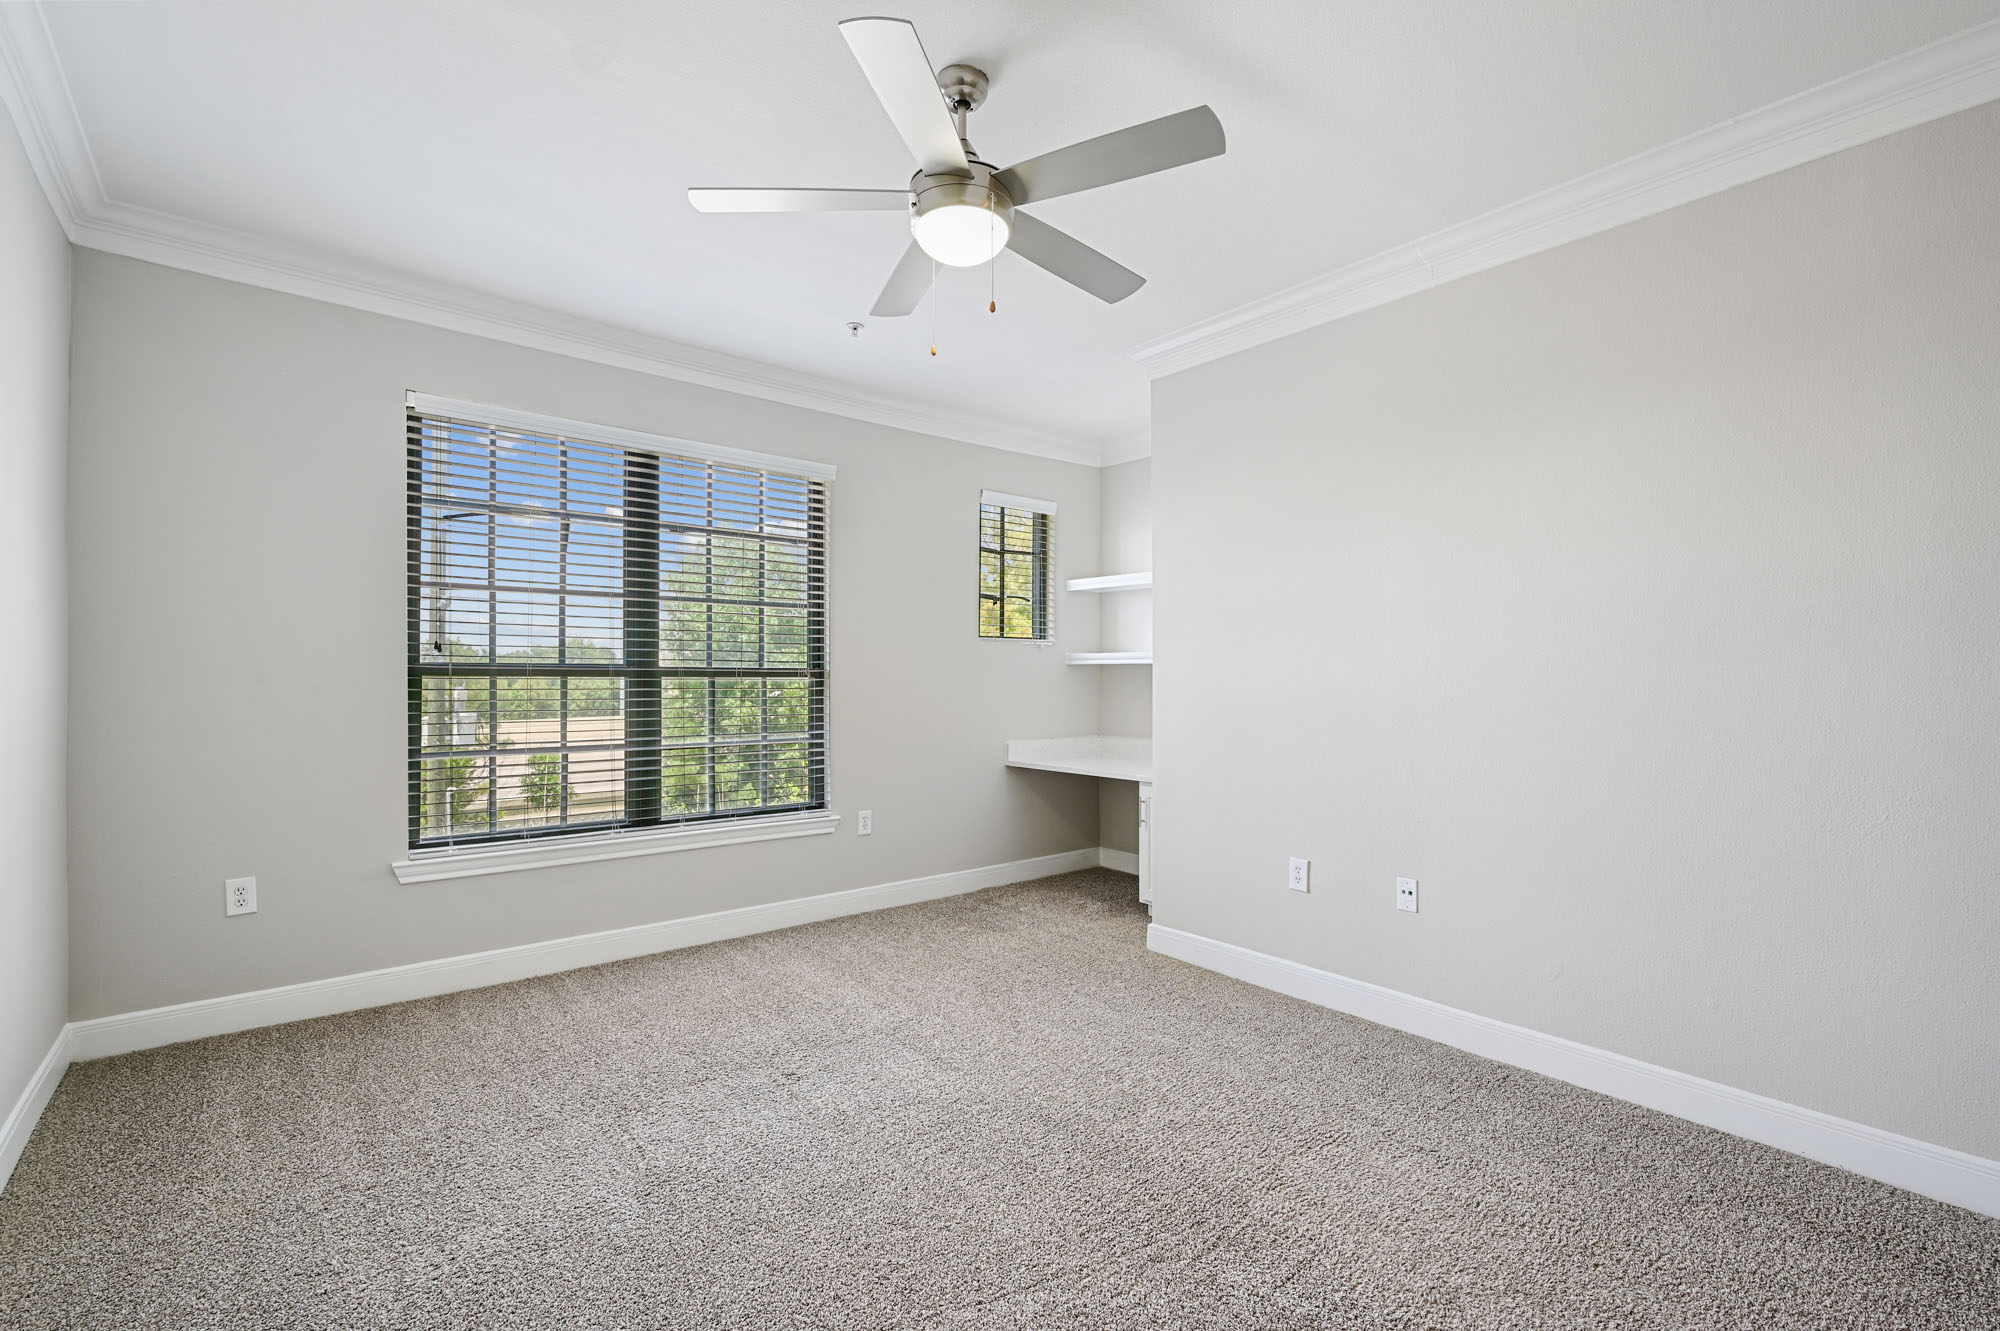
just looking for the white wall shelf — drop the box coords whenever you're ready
[1065,651,1153,666]
[1065,572,1152,593]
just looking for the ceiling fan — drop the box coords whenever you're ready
[688,16,1226,317]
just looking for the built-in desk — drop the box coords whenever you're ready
[1004,736,1152,782]
[1005,737,1153,904]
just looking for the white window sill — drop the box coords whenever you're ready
[392,811,840,884]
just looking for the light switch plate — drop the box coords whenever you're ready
[1396,877,1418,913]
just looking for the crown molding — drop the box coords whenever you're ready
[0,0,99,231]
[1132,18,2000,380]
[0,6,1111,469]
[72,197,1109,465]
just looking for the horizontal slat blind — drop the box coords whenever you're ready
[978,499,1051,639]
[408,409,829,850]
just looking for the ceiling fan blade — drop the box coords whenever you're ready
[838,17,971,178]
[687,188,908,213]
[870,240,934,317]
[995,105,1225,205]
[1006,212,1144,304]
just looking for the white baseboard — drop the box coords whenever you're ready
[68,848,1100,1063]
[1,1025,71,1192]
[1097,847,1140,874]
[1148,923,2000,1221]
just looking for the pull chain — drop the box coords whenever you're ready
[989,207,997,313]
[929,256,938,357]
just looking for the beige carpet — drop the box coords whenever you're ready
[2,869,1995,1329]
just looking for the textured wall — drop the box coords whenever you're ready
[0,104,69,1125]
[67,253,1103,1018]
[1151,102,2000,1157]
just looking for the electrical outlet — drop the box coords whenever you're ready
[1288,858,1310,893]
[1396,877,1419,913]
[225,876,257,916]
[857,809,873,836]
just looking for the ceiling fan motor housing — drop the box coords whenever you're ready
[908,162,1014,267]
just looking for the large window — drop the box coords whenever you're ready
[407,398,831,851]
[978,491,1054,639]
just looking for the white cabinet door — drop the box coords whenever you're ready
[1137,780,1153,906]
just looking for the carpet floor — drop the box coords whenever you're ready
[2,869,1995,1329]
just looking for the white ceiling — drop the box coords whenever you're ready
[23,0,2000,453]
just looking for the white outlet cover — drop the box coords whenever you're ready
[1397,877,1419,912]
[225,876,258,916]
[1289,858,1310,893]
[857,810,872,836]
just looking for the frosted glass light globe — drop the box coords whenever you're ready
[912,202,1010,267]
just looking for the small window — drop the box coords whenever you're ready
[978,490,1054,640]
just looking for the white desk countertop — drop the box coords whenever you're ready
[1004,736,1152,783]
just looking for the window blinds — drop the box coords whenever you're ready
[977,491,1052,640]
[407,402,830,851]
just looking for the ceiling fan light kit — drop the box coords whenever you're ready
[910,61,1011,268]
[909,169,1012,267]
[687,16,1226,334]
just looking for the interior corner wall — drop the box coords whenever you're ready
[64,250,1104,1020]
[1149,99,2000,1160]
[1096,457,1152,855]
[0,104,70,1121]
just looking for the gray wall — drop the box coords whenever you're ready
[67,252,1104,1019]
[1151,102,2000,1158]
[0,106,69,1114]
[1097,458,1152,854]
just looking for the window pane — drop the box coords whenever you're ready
[710,466,763,532]
[662,678,709,742]
[420,676,491,752]
[1003,508,1035,551]
[715,679,764,736]
[493,436,561,511]
[979,596,1001,637]
[1003,552,1035,598]
[661,745,710,816]
[765,608,809,668]
[711,534,761,598]
[711,604,760,668]
[496,592,561,658]
[565,443,625,516]
[419,753,494,839]
[419,589,493,663]
[495,749,566,830]
[568,748,627,824]
[767,741,811,805]
[715,743,764,810]
[563,521,623,594]
[766,679,809,735]
[495,676,564,740]
[1004,597,1034,638]
[764,475,812,537]
[765,542,807,601]
[557,596,622,662]
[662,531,708,600]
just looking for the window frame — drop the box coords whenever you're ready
[978,490,1056,641]
[403,394,836,861]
